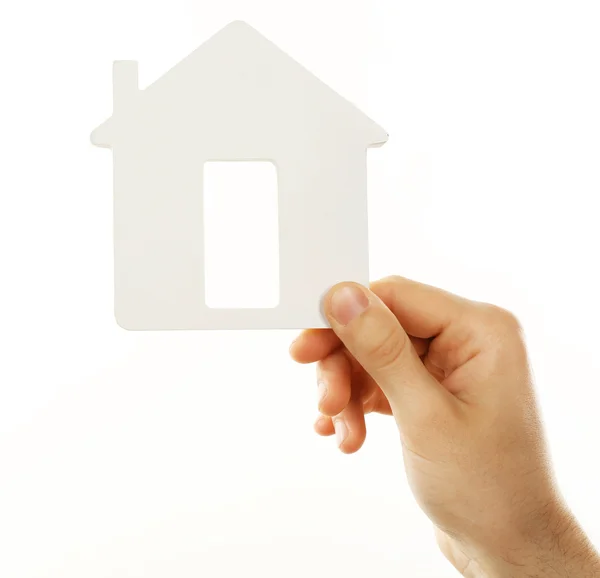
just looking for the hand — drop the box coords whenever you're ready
[290,277,600,577]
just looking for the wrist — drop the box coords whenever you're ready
[479,503,600,578]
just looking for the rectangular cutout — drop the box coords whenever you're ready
[203,161,280,308]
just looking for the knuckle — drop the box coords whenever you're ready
[363,325,409,371]
[482,304,523,333]
[371,275,404,292]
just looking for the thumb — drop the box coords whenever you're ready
[323,282,451,419]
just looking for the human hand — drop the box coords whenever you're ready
[290,277,600,577]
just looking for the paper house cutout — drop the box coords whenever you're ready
[91,20,388,330]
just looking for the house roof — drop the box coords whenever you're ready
[91,21,388,148]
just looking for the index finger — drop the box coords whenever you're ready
[370,276,468,339]
[289,328,342,364]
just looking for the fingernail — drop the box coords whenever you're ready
[334,420,348,448]
[317,380,328,405]
[330,285,369,325]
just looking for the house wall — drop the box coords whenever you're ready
[112,133,369,329]
[113,136,205,330]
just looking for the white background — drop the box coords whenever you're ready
[1,1,600,576]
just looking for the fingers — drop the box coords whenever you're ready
[371,276,468,339]
[314,415,334,436]
[289,329,341,364]
[314,349,383,453]
[293,276,471,452]
[334,398,367,454]
[291,276,466,364]
[323,282,453,419]
[313,400,367,454]
[316,349,352,417]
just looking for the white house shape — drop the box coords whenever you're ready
[91,20,388,330]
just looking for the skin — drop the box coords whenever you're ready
[289,276,600,577]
